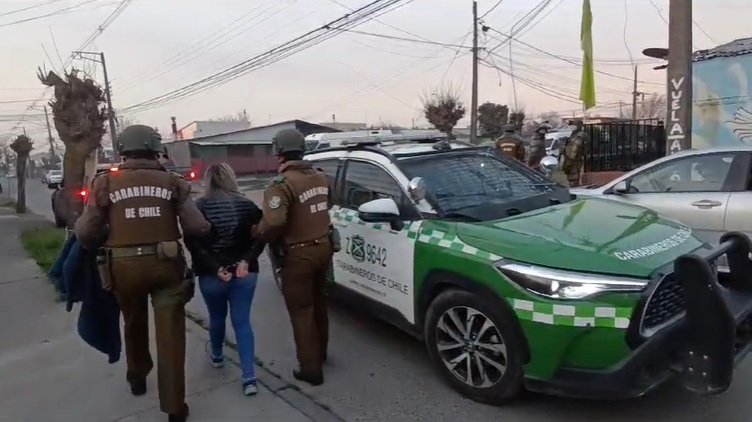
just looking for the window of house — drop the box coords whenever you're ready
[342,160,417,218]
[629,153,736,193]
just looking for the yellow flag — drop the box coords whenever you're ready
[579,0,596,110]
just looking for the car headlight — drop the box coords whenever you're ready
[495,260,648,300]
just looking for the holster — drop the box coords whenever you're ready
[96,247,114,292]
[156,240,182,261]
[270,243,286,270]
[182,266,195,304]
[329,225,342,253]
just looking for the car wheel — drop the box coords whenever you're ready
[424,289,525,405]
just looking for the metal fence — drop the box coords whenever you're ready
[583,119,666,173]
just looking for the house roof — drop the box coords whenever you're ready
[181,119,339,142]
[693,37,752,62]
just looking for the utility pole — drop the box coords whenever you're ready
[665,0,693,154]
[469,0,479,143]
[631,65,639,120]
[72,51,117,147]
[43,106,55,159]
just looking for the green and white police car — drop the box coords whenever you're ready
[301,136,752,405]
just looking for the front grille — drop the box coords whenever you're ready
[642,273,686,332]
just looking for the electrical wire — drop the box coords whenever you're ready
[339,29,466,48]
[482,26,662,86]
[0,0,100,28]
[122,0,414,114]
[8,0,133,133]
[0,0,65,18]
[113,1,285,89]
[480,0,504,19]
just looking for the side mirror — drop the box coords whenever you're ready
[540,155,559,176]
[407,177,426,201]
[612,180,629,195]
[358,198,404,231]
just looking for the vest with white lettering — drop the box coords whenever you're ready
[282,164,332,245]
[104,168,181,247]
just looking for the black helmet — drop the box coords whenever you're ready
[272,128,306,155]
[116,125,163,154]
[503,124,516,133]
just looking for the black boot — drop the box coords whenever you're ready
[293,368,324,386]
[129,379,147,396]
[168,403,190,422]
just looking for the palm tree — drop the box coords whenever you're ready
[421,85,466,139]
[10,134,33,213]
[38,67,107,225]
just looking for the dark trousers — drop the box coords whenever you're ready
[110,255,187,415]
[280,243,332,375]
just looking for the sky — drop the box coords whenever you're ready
[1,0,751,149]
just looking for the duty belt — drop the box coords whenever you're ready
[288,235,329,250]
[108,245,158,258]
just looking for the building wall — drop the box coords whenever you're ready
[163,141,192,167]
[189,143,276,176]
[692,54,752,149]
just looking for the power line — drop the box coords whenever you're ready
[340,28,466,48]
[0,0,100,28]
[122,0,414,114]
[0,0,65,18]
[8,0,133,133]
[482,26,663,86]
[480,0,504,19]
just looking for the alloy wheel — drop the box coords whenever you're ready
[435,306,508,388]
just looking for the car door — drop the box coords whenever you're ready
[308,157,344,283]
[331,158,421,324]
[722,152,752,240]
[615,151,743,244]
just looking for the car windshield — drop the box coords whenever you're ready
[399,149,569,217]
[50,170,61,175]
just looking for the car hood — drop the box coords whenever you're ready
[454,197,709,278]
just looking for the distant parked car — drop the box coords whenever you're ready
[44,169,63,188]
[571,145,752,247]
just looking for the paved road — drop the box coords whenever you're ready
[25,181,752,422]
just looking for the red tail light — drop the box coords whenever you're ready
[189,171,196,180]
[79,189,88,197]
[110,167,119,172]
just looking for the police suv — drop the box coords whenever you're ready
[302,134,752,405]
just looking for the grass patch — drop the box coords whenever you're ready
[20,227,66,273]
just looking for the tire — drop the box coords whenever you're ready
[265,246,283,292]
[424,288,525,405]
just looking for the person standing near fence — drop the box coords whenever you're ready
[561,120,588,187]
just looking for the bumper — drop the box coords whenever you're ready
[526,232,752,400]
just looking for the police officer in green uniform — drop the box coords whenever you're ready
[527,124,548,171]
[253,129,335,386]
[561,120,588,187]
[495,124,526,162]
[75,125,211,422]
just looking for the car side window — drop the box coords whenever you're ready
[311,159,340,203]
[342,160,417,218]
[629,153,736,193]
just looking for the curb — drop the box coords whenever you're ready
[184,310,346,422]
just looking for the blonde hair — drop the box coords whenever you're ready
[203,163,239,196]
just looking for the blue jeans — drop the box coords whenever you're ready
[198,273,258,382]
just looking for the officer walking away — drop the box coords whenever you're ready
[252,128,334,387]
[561,119,588,187]
[495,124,526,162]
[527,124,548,170]
[74,125,211,422]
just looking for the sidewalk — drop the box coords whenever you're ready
[0,208,323,421]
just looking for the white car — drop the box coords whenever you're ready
[571,144,752,246]
[45,170,63,187]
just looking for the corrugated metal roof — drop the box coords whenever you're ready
[189,140,272,146]
[693,37,752,62]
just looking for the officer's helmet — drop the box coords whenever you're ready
[503,124,516,133]
[116,125,163,155]
[273,128,306,155]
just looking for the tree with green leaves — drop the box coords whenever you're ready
[421,85,466,139]
[477,102,509,139]
[10,134,33,213]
